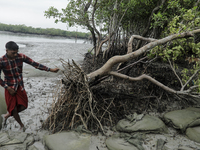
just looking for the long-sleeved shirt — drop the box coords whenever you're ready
[0,53,50,91]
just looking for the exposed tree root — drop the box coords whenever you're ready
[43,59,114,133]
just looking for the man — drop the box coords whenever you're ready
[1,41,59,131]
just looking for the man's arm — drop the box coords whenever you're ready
[0,70,6,88]
[0,61,16,95]
[0,62,8,89]
[22,54,59,72]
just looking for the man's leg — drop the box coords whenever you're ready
[3,113,10,123]
[1,113,10,127]
[17,105,26,113]
[4,113,10,119]
[2,105,25,124]
[12,106,24,129]
[4,86,28,131]
[2,112,10,119]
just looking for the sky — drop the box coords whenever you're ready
[0,0,87,32]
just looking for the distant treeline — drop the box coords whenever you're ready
[0,23,90,39]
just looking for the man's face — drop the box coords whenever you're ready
[6,49,18,59]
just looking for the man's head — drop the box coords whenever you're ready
[5,41,19,59]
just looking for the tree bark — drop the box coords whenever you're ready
[127,35,156,54]
[92,0,102,55]
[83,0,97,56]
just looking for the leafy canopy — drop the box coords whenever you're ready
[149,1,200,91]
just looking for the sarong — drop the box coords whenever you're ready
[5,87,28,115]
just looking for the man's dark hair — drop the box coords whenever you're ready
[5,41,19,50]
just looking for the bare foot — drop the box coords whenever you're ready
[1,113,10,127]
[1,114,7,127]
[19,126,26,132]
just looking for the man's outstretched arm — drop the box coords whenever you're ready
[22,54,59,72]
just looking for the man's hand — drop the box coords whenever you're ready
[50,68,60,73]
[7,87,16,96]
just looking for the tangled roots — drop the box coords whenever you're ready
[43,59,112,133]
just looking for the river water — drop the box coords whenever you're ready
[0,31,92,128]
[0,30,92,114]
[0,31,92,77]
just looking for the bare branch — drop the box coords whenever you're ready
[118,56,148,72]
[109,71,200,99]
[90,56,148,87]
[109,71,177,94]
[184,85,199,93]
[88,30,200,80]
[127,35,156,54]
[181,68,200,91]
[167,58,183,87]
[195,0,200,6]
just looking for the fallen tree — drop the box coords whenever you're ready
[43,29,200,133]
[42,0,200,134]
[88,29,200,98]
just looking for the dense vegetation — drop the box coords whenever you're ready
[0,23,90,39]
[45,0,200,92]
[45,0,199,56]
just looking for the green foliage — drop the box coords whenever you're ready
[0,23,90,39]
[45,0,92,28]
[149,1,200,92]
[150,6,200,61]
[151,12,168,28]
[151,0,197,30]
[44,0,157,34]
[181,62,200,92]
[44,0,200,92]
